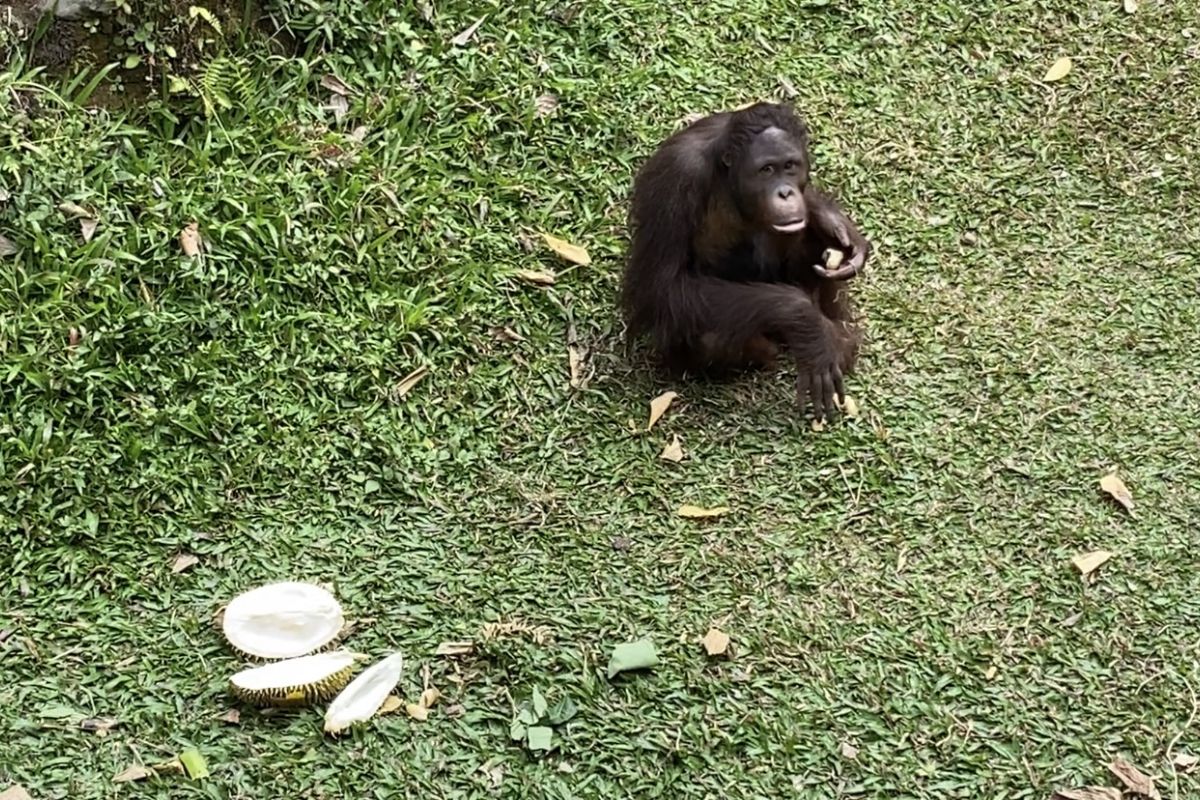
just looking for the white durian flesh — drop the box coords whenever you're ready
[222,581,345,659]
[323,652,404,734]
[230,651,361,707]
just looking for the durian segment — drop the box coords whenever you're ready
[222,581,344,659]
[229,651,360,707]
[324,652,404,734]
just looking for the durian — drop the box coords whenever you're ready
[229,651,361,707]
[324,652,405,734]
[222,581,344,660]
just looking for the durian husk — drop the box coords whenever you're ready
[221,581,345,660]
[324,652,405,734]
[229,651,361,708]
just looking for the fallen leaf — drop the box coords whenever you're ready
[0,234,17,257]
[419,688,441,708]
[677,504,731,519]
[837,395,861,418]
[568,343,586,389]
[840,742,859,760]
[80,717,119,736]
[179,222,202,257]
[1061,611,1084,627]
[1124,0,1137,12]
[514,268,556,286]
[436,640,474,657]
[526,725,554,751]
[1174,753,1199,770]
[701,628,730,656]
[659,435,684,463]
[1072,550,1114,578]
[113,765,154,783]
[811,418,827,432]
[535,93,559,117]
[1099,473,1134,512]
[1044,56,1073,82]
[349,125,369,143]
[1052,789,1121,800]
[405,702,429,721]
[58,200,91,218]
[320,74,354,96]
[216,708,240,725]
[378,695,403,715]
[984,665,997,680]
[450,15,486,46]
[647,390,679,431]
[607,638,659,679]
[393,365,429,398]
[540,232,591,266]
[68,327,82,347]
[611,536,632,551]
[79,217,99,243]
[171,553,199,574]
[546,696,578,725]
[178,749,208,780]
[1108,758,1160,799]
[149,759,184,775]
[0,786,32,800]
[327,93,349,123]
[445,703,465,718]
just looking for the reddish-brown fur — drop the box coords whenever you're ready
[620,103,871,418]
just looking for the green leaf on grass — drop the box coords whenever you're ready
[547,696,578,725]
[526,726,554,751]
[178,750,208,780]
[607,638,659,679]
[509,720,526,742]
[532,686,548,719]
[518,707,537,725]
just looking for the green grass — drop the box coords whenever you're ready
[3,0,1200,797]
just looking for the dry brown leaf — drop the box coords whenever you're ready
[80,717,119,736]
[659,435,684,463]
[540,233,591,266]
[419,688,441,708]
[838,396,861,418]
[1123,0,1138,12]
[327,94,349,123]
[393,365,429,398]
[320,74,354,96]
[535,94,559,117]
[1099,473,1134,512]
[58,200,91,218]
[450,15,486,46]
[1072,550,1113,578]
[678,504,730,519]
[179,222,202,257]
[378,695,403,715]
[171,553,199,574]
[840,742,859,760]
[216,708,241,725]
[1044,56,1073,82]
[0,787,32,800]
[1108,758,1160,799]
[1174,752,1199,770]
[0,234,17,257]
[113,765,155,783]
[435,640,474,657]
[647,390,679,431]
[1052,788,1121,800]
[405,702,429,721]
[514,268,556,286]
[984,665,997,680]
[701,628,730,656]
[80,217,99,243]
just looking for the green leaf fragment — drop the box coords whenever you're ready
[178,749,209,780]
[547,697,578,725]
[509,720,526,742]
[607,638,658,679]
[526,726,554,752]
[531,686,548,719]
[517,707,537,725]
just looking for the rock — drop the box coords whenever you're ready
[34,0,114,19]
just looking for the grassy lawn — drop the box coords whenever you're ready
[3,0,1200,797]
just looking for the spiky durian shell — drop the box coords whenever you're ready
[229,651,360,708]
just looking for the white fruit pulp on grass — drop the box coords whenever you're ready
[230,651,358,694]
[324,652,405,733]
[222,581,345,659]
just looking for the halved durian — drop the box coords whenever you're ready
[324,652,404,734]
[222,581,344,659]
[229,651,361,707]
